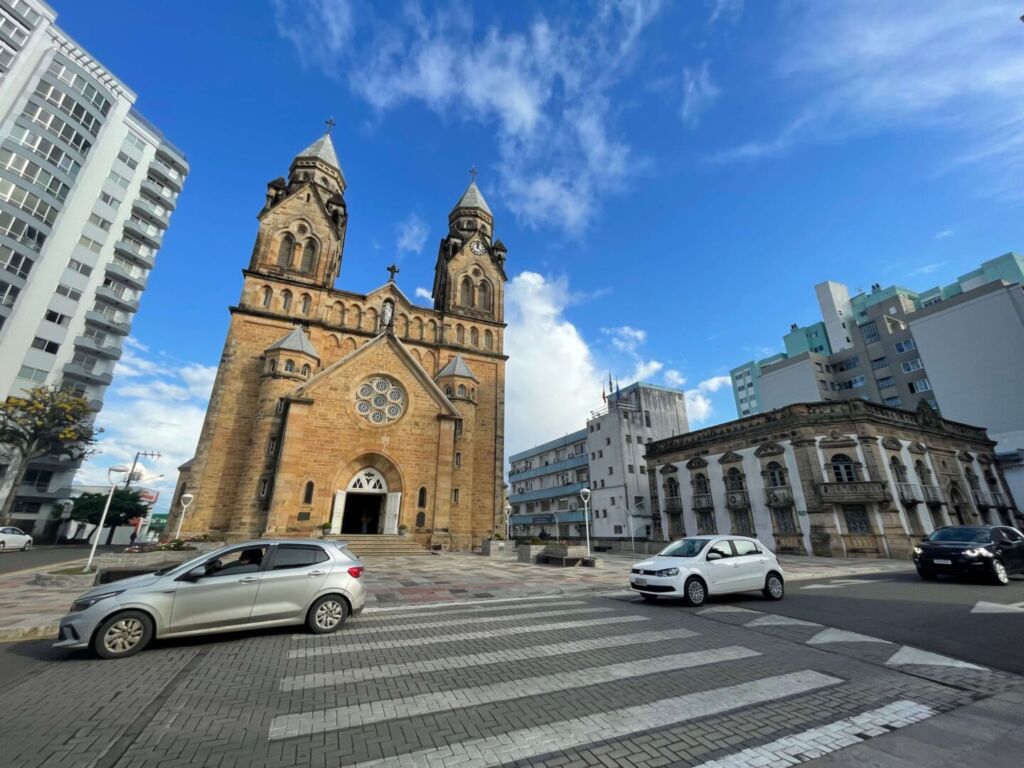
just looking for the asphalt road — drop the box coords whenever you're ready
[0,544,120,575]
[712,570,1024,675]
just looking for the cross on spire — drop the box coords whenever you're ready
[469,165,478,183]
[386,264,400,282]
[325,117,336,134]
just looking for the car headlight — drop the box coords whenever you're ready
[70,590,123,613]
[655,567,680,577]
[963,548,993,558]
[912,546,922,555]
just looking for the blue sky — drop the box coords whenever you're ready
[60,0,1024,507]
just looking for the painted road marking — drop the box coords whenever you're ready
[342,670,843,768]
[289,615,648,659]
[807,628,891,645]
[693,700,936,767]
[800,578,890,590]
[364,599,588,621]
[269,646,762,739]
[885,646,987,671]
[971,600,1024,614]
[746,614,822,628]
[291,606,612,639]
[281,627,699,691]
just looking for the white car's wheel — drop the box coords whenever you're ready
[763,572,784,601]
[682,576,707,607]
[0,541,6,551]
[21,539,31,551]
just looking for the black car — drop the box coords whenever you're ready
[913,525,1024,584]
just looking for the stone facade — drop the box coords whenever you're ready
[645,399,1021,559]
[168,133,507,550]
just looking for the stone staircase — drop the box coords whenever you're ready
[326,534,432,558]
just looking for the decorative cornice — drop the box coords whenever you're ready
[685,457,708,470]
[754,442,784,457]
[957,450,974,462]
[718,451,744,465]
[659,464,679,475]
[881,437,903,451]
[907,441,927,455]
[819,437,858,449]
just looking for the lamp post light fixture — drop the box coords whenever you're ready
[579,487,592,557]
[84,465,130,573]
[175,493,195,540]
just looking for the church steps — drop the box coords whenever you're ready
[324,534,432,557]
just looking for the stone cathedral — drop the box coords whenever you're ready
[171,131,508,550]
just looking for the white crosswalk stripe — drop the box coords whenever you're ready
[269,646,761,739]
[289,614,648,659]
[693,700,936,767]
[290,606,611,639]
[363,599,588,621]
[342,671,843,768]
[280,626,699,691]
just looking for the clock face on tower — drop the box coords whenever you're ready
[470,241,486,255]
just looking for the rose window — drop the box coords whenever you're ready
[355,376,405,424]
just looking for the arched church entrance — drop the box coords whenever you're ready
[329,466,403,535]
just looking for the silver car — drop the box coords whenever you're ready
[55,539,366,659]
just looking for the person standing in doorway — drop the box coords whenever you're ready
[360,513,370,534]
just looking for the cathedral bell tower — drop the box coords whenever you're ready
[246,127,348,290]
[431,172,507,326]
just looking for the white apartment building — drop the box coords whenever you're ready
[0,0,188,535]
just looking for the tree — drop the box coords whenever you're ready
[0,386,99,525]
[72,489,150,543]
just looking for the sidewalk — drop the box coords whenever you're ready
[0,548,913,642]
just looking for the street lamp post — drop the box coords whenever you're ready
[579,487,592,557]
[504,503,512,541]
[174,493,195,540]
[84,465,129,573]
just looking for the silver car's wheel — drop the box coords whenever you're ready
[22,539,31,551]
[992,560,1009,585]
[92,610,153,659]
[307,595,349,634]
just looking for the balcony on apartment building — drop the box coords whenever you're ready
[663,496,683,513]
[63,362,113,386]
[73,335,122,360]
[972,489,1008,508]
[132,196,170,228]
[817,479,891,504]
[114,237,156,269]
[148,160,184,191]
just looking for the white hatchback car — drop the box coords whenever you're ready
[0,526,33,551]
[630,536,785,606]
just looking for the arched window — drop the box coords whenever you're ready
[470,327,479,346]
[427,319,437,341]
[281,290,292,311]
[284,359,295,372]
[415,511,426,527]
[484,330,493,350]
[831,454,857,483]
[459,276,473,307]
[444,385,452,396]
[300,294,311,315]
[268,359,276,373]
[765,461,786,488]
[915,459,933,485]
[665,476,680,499]
[303,481,314,505]
[693,473,710,495]
[300,240,316,272]
[965,468,980,491]
[276,234,294,268]
[301,364,310,376]
[478,280,492,311]
[414,317,424,340]
[418,487,427,508]
[890,456,908,483]
[725,467,746,491]
[456,324,465,344]
[260,286,272,307]
[457,384,467,397]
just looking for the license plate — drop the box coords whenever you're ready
[635,578,647,587]
[933,559,952,565]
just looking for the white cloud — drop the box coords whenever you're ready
[272,0,353,70]
[718,1,1024,198]
[630,359,663,381]
[395,213,428,254]
[664,369,686,387]
[684,375,734,425]
[276,1,663,234]
[708,0,743,25]
[934,228,953,239]
[414,286,433,301]
[602,325,647,353]
[908,262,945,277]
[504,272,601,454]
[78,346,216,515]
[681,62,720,127]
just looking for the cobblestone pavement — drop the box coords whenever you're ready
[0,550,913,641]
[1,591,1016,768]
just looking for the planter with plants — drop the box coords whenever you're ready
[481,535,505,556]
[398,524,408,536]
[319,523,332,538]
[543,541,589,559]
[517,540,547,563]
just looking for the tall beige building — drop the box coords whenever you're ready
[170,132,507,550]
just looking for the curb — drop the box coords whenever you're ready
[0,622,58,643]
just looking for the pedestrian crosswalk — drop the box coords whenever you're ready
[267,595,966,767]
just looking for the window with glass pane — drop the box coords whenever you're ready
[843,506,872,534]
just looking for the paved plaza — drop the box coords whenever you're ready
[1,588,1021,768]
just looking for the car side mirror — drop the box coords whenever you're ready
[182,566,206,582]
[707,552,723,561]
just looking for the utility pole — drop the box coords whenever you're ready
[125,451,161,488]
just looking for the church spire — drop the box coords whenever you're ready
[447,168,493,242]
[289,127,346,194]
